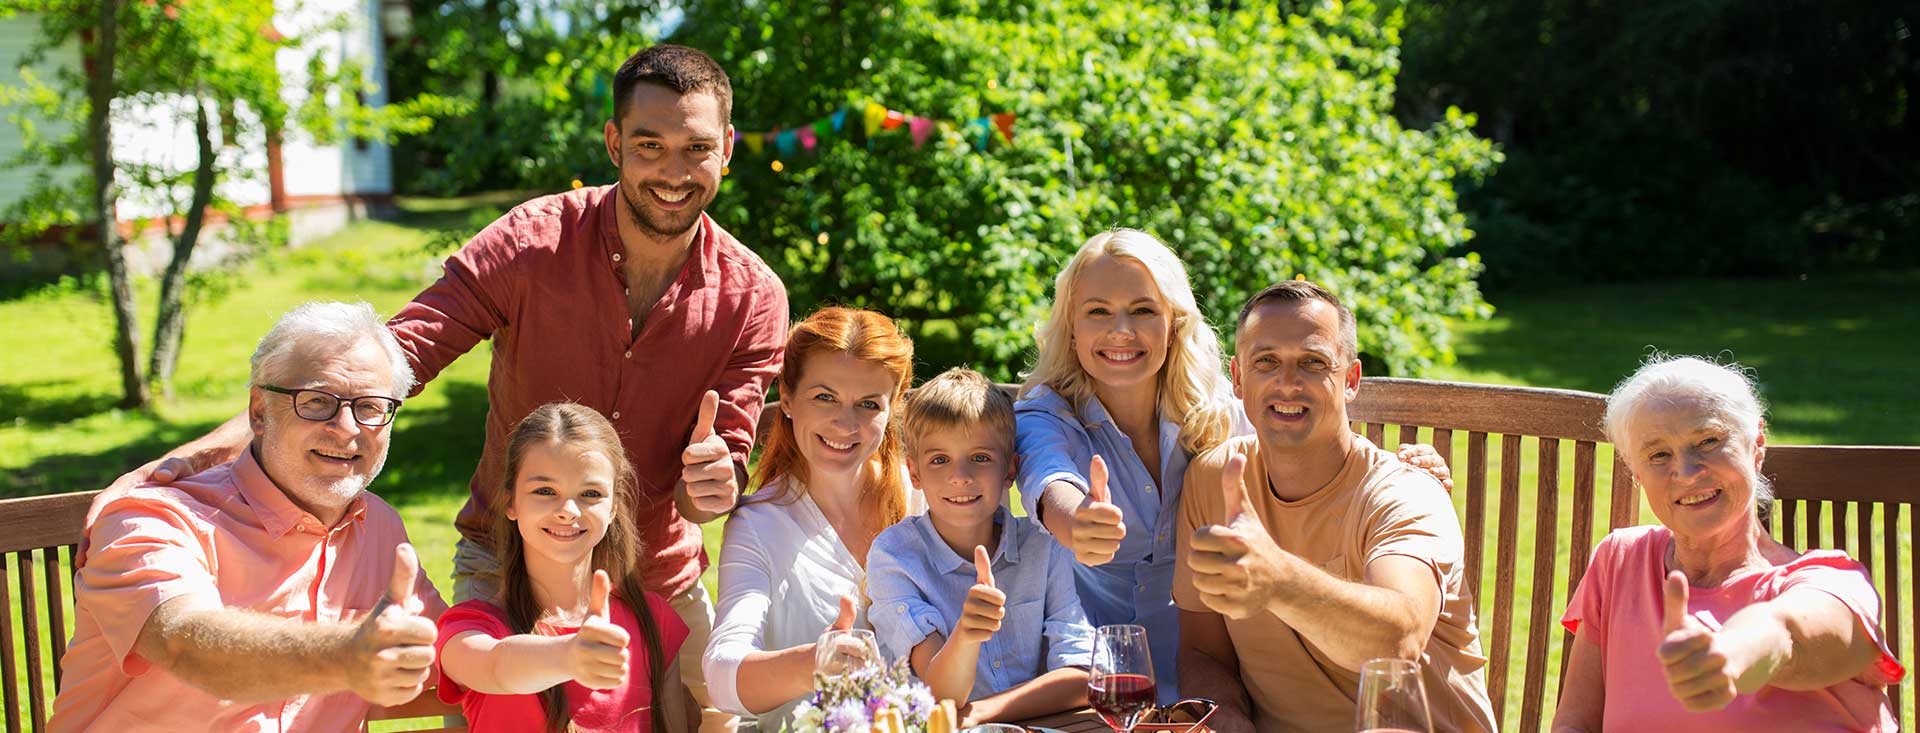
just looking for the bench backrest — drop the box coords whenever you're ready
[0,491,461,732]
[1348,377,1917,732]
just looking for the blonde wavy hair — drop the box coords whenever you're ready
[1020,229,1233,456]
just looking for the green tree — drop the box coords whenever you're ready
[677,0,1498,378]
[0,0,460,405]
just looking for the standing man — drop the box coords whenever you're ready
[1173,281,1495,733]
[51,301,448,731]
[111,45,783,733]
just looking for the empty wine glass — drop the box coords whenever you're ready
[814,627,881,676]
[1353,658,1433,733]
[1089,624,1156,733]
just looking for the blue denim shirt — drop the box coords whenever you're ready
[866,508,1094,701]
[1014,384,1250,703]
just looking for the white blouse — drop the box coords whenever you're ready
[703,476,924,730]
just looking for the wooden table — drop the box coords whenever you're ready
[1016,709,1109,733]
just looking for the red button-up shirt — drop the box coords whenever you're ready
[388,185,788,596]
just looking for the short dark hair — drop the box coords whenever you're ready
[1236,279,1358,360]
[613,44,733,127]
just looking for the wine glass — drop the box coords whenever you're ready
[814,627,882,677]
[1353,658,1433,733]
[1089,624,1156,733]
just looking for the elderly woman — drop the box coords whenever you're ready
[1552,356,1904,732]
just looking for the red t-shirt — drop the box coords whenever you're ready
[436,595,690,733]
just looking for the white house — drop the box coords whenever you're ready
[0,0,407,276]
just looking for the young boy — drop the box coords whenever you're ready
[867,367,1094,722]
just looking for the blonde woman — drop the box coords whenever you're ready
[1016,229,1451,701]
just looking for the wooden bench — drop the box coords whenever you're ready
[4,377,1914,731]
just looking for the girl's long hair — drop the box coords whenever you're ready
[487,402,671,733]
[747,306,915,528]
[1021,228,1234,455]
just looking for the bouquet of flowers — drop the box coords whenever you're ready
[786,658,939,733]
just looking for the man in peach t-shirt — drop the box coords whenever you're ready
[49,302,448,732]
[1173,281,1496,733]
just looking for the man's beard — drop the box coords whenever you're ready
[622,179,709,238]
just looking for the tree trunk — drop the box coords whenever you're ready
[148,95,217,397]
[90,0,148,409]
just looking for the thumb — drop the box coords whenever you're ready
[692,390,719,442]
[1221,453,1253,522]
[974,545,995,588]
[588,569,612,621]
[1088,454,1111,505]
[387,543,419,606]
[1663,570,1691,634]
[831,595,856,631]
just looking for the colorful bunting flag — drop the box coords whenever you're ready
[881,109,907,131]
[830,109,848,133]
[908,116,935,148]
[798,126,817,152]
[864,103,888,136]
[992,112,1016,143]
[776,129,798,157]
[733,102,1017,159]
[744,134,765,155]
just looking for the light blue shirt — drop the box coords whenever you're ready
[866,508,1094,701]
[1013,384,1250,703]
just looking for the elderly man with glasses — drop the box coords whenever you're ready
[50,301,448,733]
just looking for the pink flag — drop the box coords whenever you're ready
[798,126,817,152]
[908,116,935,148]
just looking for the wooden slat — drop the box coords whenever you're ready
[1807,501,1826,549]
[19,552,46,733]
[0,492,97,555]
[1488,434,1524,729]
[44,546,68,689]
[1464,432,1489,598]
[1349,378,1609,442]
[1607,455,1636,530]
[1853,502,1872,572]
[3,557,20,733]
[1830,501,1851,555]
[1365,421,1385,449]
[366,688,465,720]
[1559,440,1599,696]
[1519,438,1561,732]
[1911,502,1918,732]
[1782,500,1801,550]
[1884,504,1903,729]
[1764,446,1920,503]
[1396,423,1421,453]
[1433,428,1455,491]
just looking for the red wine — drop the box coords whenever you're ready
[1089,673,1157,731]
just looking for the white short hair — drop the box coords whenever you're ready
[1605,353,1771,504]
[250,301,415,398]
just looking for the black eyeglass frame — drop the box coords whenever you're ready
[256,384,403,427]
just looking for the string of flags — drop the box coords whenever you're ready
[733,102,1016,160]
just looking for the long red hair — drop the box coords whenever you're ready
[747,307,915,527]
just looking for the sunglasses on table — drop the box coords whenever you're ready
[257,385,403,427]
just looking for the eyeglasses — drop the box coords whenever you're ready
[257,385,403,427]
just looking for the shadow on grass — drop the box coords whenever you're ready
[1456,270,1920,445]
[0,380,125,425]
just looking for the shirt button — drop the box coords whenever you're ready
[612,252,623,262]
[992,660,1002,669]
[897,604,907,612]
[624,350,633,359]
[1145,484,1155,493]
[611,411,622,420]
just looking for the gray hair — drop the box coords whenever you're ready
[250,301,415,398]
[1604,354,1771,506]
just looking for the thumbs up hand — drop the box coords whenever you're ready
[1187,453,1289,620]
[681,390,739,516]
[951,545,1007,646]
[345,543,438,705]
[1068,455,1127,566]
[566,569,632,690]
[1655,569,1790,712]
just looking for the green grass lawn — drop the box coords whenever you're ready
[3,196,1914,728]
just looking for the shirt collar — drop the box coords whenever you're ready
[914,507,1022,574]
[596,184,715,292]
[236,446,368,538]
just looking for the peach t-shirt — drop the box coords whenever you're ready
[1175,436,1496,733]
[1561,525,1903,732]
[49,449,448,732]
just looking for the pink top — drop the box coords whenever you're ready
[49,449,449,732]
[435,596,691,733]
[389,185,789,599]
[1562,525,1903,732]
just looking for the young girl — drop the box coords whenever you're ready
[703,306,920,731]
[435,402,688,733]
